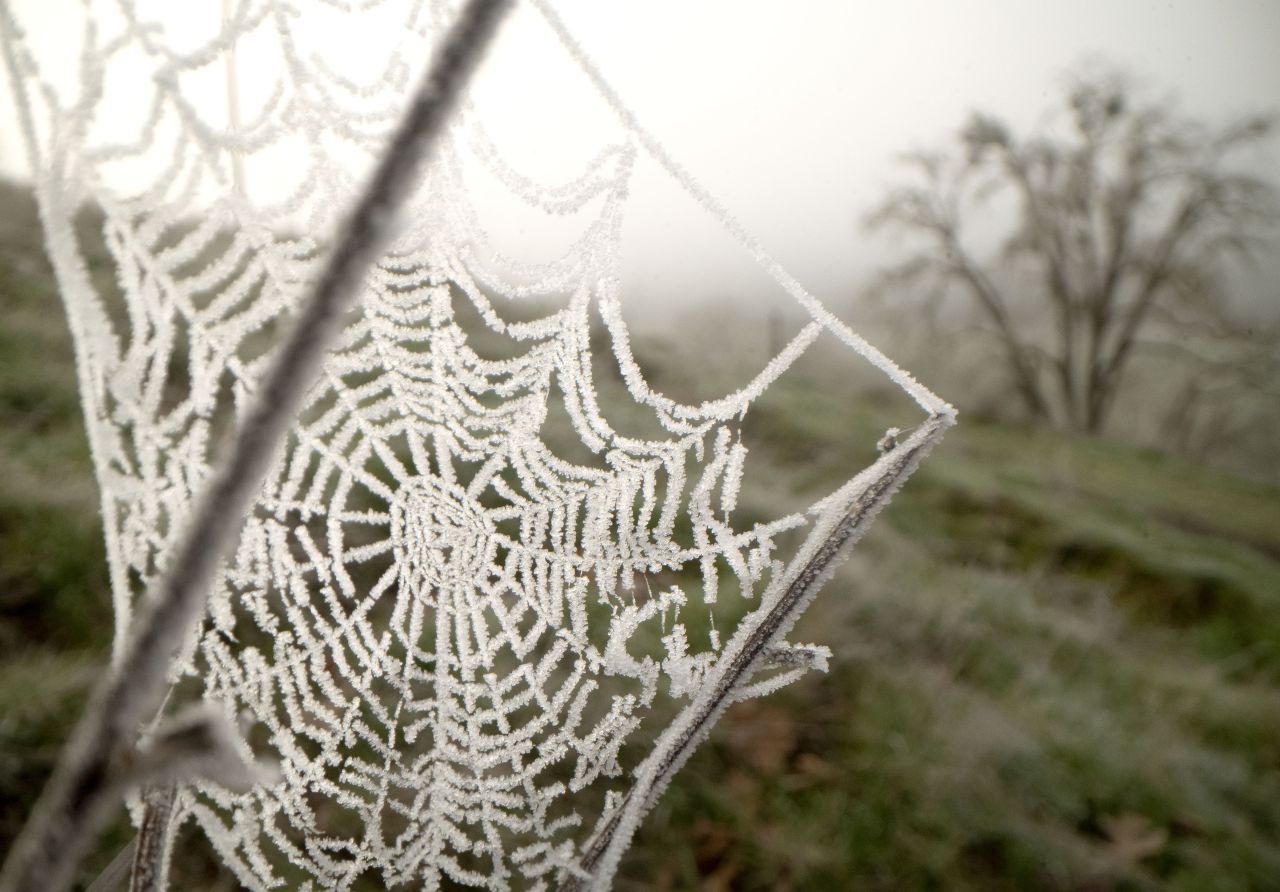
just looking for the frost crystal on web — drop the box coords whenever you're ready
[1,0,952,889]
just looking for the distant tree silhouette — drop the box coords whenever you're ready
[867,67,1278,433]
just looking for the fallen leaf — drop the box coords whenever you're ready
[692,819,735,871]
[793,752,839,782]
[701,860,741,892]
[720,702,799,774]
[1100,812,1167,863]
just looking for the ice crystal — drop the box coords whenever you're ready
[1,1,951,888]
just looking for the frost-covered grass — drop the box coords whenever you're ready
[2,179,1279,889]
[620,372,1280,890]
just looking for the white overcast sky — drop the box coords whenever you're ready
[2,0,1278,303]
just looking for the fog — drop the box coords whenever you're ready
[2,0,1277,310]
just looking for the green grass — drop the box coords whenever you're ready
[616,372,1280,891]
[1,178,1278,889]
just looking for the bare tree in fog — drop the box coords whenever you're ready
[867,67,1279,435]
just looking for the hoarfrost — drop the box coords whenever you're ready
[1,0,952,888]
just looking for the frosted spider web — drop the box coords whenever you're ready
[1,0,953,889]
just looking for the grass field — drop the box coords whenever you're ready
[2,180,1278,890]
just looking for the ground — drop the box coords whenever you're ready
[1,180,1278,890]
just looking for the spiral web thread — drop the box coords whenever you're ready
[1,1,952,888]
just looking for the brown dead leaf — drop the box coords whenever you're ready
[692,819,735,870]
[652,861,677,890]
[1100,812,1168,863]
[1169,814,1204,838]
[701,860,741,892]
[793,752,839,782]
[720,702,799,774]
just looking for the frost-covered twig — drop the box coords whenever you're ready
[0,3,512,889]
[563,414,953,891]
[128,786,178,892]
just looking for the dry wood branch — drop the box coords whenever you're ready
[866,66,1278,434]
[562,414,954,891]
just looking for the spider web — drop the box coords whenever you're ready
[1,1,952,888]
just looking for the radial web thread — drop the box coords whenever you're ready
[0,1,952,888]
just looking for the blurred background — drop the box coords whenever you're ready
[2,1,1278,888]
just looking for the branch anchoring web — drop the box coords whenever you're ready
[0,2,952,890]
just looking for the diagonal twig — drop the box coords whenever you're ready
[562,414,953,891]
[0,2,512,889]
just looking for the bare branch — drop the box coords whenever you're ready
[562,415,954,891]
[866,64,1279,435]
